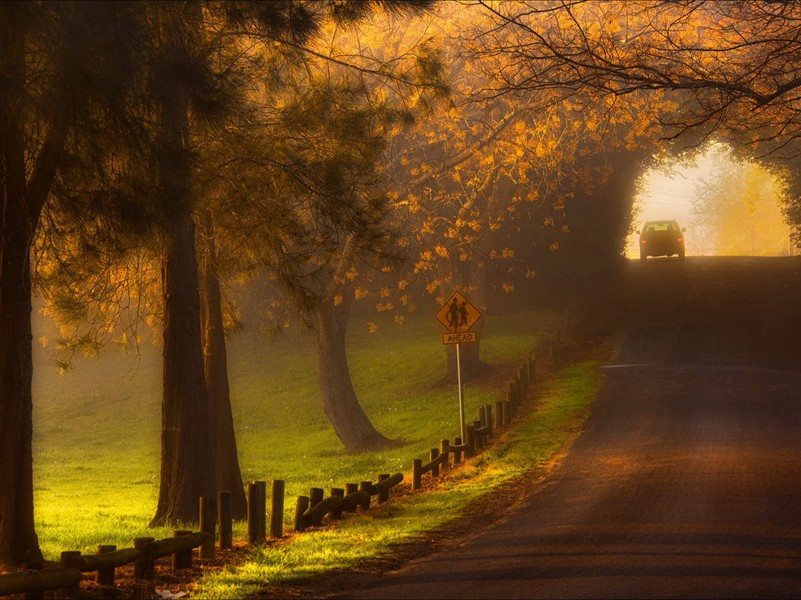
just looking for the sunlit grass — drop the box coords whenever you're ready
[194,360,601,598]
[31,308,555,559]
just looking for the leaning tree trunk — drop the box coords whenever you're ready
[198,210,247,519]
[0,194,41,566]
[315,292,393,453]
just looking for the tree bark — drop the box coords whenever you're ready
[198,210,247,519]
[315,292,393,453]
[0,23,41,567]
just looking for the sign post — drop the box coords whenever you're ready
[435,291,482,441]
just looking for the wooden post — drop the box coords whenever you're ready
[218,491,232,550]
[495,400,504,429]
[270,480,285,539]
[172,530,193,570]
[466,424,475,457]
[485,405,493,434]
[133,537,155,581]
[377,474,390,503]
[60,551,81,599]
[453,437,462,464]
[256,480,267,542]
[478,405,487,429]
[429,448,440,477]
[528,354,535,383]
[507,390,516,418]
[96,544,116,586]
[247,482,260,543]
[199,496,216,559]
[310,487,324,507]
[412,459,422,490]
[359,481,372,509]
[330,488,344,518]
[294,496,310,532]
[473,420,483,450]
[345,483,359,511]
[503,399,511,425]
[440,439,450,471]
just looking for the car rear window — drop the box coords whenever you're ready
[642,222,677,232]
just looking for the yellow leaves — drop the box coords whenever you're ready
[394,315,405,326]
[375,302,393,312]
[525,268,536,279]
[380,287,390,298]
[354,287,369,299]
[426,280,439,294]
[397,279,408,290]
[345,267,359,281]
[333,294,343,306]
[501,283,515,293]
[367,321,377,333]
[549,241,560,253]
[501,248,515,259]
[434,244,448,258]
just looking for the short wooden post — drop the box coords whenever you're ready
[503,399,511,425]
[173,530,193,570]
[270,480,285,539]
[330,488,345,518]
[412,459,423,490]
[247,482,260,543]
[440,439,450,471]
[359,481,372,509]
[473,419,483,450]
[200,496,216,559]
[60,551,81,598]
[218,491,232,550]
[429,448,440,477]
[478,405,487,429]
[294,496,310,532]
[377,474,390,503]
[495,400,504,429]
[485,405,493,434]
[507,390,516,418]
[310,487,324,507]
[133,537,155,581]
[345,483,359,511]
[256,480,267,541]
[466,424,475,457]
[453,437,462,464]
[97,544,116,586]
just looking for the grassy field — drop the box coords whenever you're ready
[31,307,557,560]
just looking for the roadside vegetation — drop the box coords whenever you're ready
[193,359,601,598]
[32,309,555,560]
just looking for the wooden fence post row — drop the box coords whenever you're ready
[294,473,404,531]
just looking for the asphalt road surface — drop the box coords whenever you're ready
[339,257,801,599]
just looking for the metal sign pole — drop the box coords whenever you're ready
[456,342,465,441]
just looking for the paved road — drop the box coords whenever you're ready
[339,257,801,599]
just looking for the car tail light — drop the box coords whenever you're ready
[676,238,683,242]
[640,240,647,244]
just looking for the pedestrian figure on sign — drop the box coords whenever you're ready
[459,301,469,328]
[448,298,460,331]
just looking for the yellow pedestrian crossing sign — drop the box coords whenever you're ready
[435,291,482,333]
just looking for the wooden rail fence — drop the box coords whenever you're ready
[0,352,535,599]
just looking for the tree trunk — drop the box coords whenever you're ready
[315,293,393,453]
[0,24,41,567]
[198,210,247,519]
[0,196,41,567]
[151,3,214,524]
[152,211,214,525]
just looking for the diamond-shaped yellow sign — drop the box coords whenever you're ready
[435,291,482,332]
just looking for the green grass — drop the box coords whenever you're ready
[193,360,601,599]
[30,308,556,559]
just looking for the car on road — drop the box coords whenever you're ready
[639,219,685,260]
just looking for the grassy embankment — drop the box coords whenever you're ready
[31,308,562,561]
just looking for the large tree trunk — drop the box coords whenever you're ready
[0,192,41,567]
[198,210,247,519]
[0,24,41,567]
[151,3,214,524]
[315,293,393,453]
[152,212,214,525]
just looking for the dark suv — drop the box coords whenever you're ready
[639,220,685,260]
